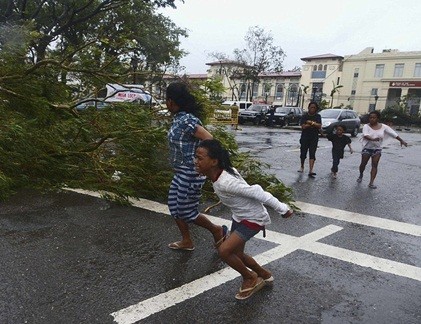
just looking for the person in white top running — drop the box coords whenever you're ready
[195,139,293,300]
[357,110,408,189]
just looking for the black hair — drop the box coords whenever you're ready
[369,110,381,119]
[166,81,204,119]
[198,139,237,177]
[308,101,320,111]
[336,123,346,131]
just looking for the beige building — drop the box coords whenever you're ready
[149,47,421,116]
[300,47,421,115]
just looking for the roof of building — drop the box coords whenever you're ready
[300,53,344,61]
[187,74,208,79]
[259,71,301,78]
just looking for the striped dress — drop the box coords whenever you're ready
[167,112,205,222]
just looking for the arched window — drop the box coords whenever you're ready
[313,65,317,71]
[318,64,323,71]
[324,65,327,71]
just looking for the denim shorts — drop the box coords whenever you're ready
[362,148,382,157]
[230,219,261,242]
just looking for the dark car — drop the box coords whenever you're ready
[319,108,361,137]
[266,106,303,127]
[238,104,270,125]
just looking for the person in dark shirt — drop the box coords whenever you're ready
[299,101,322,177]
[327,124,354,178]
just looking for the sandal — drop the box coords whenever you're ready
[235,277,265,300]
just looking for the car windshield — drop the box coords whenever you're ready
[275,108,292,113]
[319,110,341,118]
[247,105,263,112]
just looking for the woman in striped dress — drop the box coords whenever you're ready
[166,82,227,251]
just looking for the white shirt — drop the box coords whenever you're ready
[212,169,290,226]
[361,123,398,149]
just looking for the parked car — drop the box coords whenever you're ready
[319,108,361,137]
[238,104,270,125]
[266,106,303,127]
[76,98,110,111]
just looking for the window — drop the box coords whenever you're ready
[318,64,323,71]
[371,88,378,96]
[374,64,384,78]
[351,90,356,95]
[394,64,404,77]
[239,83,247,100]
[252,83,258,97]
[313,65,317,71]
[414,63,421,77]
[275,83,284,99]
[324,65,327,71]
[354,73,359,78]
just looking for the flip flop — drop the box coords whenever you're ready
[214,225,229,248]
[168,242,195,251]
[263,275,274,284]
[235,277,265,300]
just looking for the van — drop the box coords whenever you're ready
[221,100,252,111]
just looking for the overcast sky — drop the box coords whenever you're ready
[159,0,421,74]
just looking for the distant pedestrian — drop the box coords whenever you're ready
[195,139,293,300]
[298,101,322,177]
[357,110,408,189]
[166,82,227,251]
[327,124,353,178]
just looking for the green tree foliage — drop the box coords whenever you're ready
[0,0,185,200]
[0,1,296,208]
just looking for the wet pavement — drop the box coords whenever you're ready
[1,125,420,324]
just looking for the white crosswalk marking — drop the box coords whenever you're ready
[63,189,421,323]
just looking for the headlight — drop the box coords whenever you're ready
[323,121,331,127]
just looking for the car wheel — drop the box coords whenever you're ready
[351,126,359,137]
[253,117,260,125]
[284,119,289,127]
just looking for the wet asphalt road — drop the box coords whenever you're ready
[0,125,420,324]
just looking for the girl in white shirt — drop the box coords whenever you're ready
[357,110,407,188]
[195,139,293,300]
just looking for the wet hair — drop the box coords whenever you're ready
[308,101,320,111]
[369,110,381,119]
[166,81,204,119]
[198,139,237,177]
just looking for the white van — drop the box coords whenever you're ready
[221,100,252,111]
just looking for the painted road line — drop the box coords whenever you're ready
[111,225,343,324]
[304,242,421,282]
[64,189,421,316]
[259,225,421,282]
[295,201,421,237]
[65,188,421,238]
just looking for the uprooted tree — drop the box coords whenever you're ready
[0,0,296,208]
